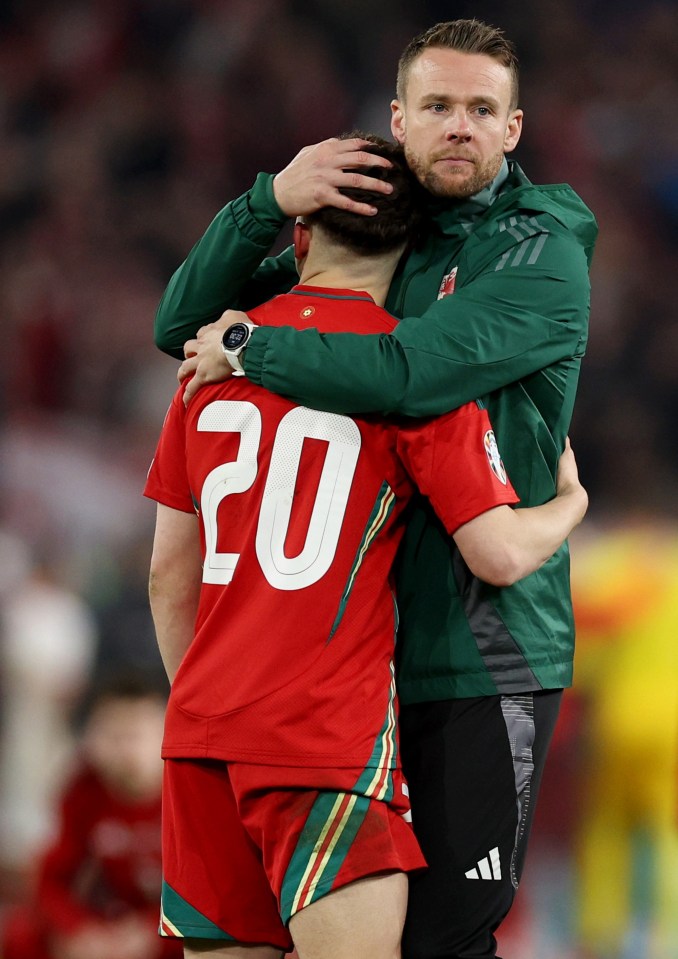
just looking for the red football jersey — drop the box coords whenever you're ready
[145,287,517,775]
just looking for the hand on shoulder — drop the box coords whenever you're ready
[178,310,254,405]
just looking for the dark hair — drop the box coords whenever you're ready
[396,19,519,109]
[72,668,168,730]
[306,132,424,256]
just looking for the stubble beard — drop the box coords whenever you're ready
[405,144,506,200]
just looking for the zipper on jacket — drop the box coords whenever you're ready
[394,233,471,318]
[392,242,439,317]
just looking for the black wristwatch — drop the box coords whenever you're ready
[221,320,255,375]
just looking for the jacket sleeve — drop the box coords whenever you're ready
[244,229,591,416]
[154,172,298,358]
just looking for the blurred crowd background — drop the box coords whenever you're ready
[0,1,676,957]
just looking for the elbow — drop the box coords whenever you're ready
[153,303,169,350]
[148,562,177,607]
[148,558,202,615]
[466,546,527,588]
[154,304,184,359]
[148,567,165,608]
[154,333,184,362]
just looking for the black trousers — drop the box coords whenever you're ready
[400,690,562,959]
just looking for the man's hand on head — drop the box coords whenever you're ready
[178,310,254,405]
[273,137,393,217]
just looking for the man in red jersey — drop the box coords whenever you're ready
[144,136,587,959]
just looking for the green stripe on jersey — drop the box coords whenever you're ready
[352,660,397,801]
[329,481,395,640]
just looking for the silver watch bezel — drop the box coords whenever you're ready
[221,321,255,374]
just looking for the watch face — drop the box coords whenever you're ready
[223,323,249,350]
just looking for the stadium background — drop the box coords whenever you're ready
[0,0,676,956]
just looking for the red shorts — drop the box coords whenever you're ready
[160,758,425,948]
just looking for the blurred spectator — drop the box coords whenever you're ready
[0,670,180,959]
[497,520,678,958]
[569,520,678,959]
[0,553,96,877]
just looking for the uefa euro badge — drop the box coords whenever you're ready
[484,430,507,485]
[437,266,458,299]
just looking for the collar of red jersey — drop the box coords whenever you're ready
[289,285,375,303]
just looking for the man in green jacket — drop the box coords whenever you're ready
[154,19,597,959]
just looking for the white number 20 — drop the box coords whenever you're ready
[198,401,361,591]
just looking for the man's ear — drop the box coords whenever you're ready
[293,218,311,263]
[504,109,523,153]
[391,100,406,144]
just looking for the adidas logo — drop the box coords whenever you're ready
[465,847,502,880]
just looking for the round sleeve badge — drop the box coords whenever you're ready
[484,430,508,485]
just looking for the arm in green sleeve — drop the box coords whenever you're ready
[154,172,298,358]
[243,232,591,416]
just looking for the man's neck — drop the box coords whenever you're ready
[298,252,399,307]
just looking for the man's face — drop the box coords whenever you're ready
[83,696,165,800]
[391,48,522,199]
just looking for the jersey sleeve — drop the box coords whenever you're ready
[143,388,194,513]
[154,172,297,358]
[243,228,590,416]
[397,403,519,534]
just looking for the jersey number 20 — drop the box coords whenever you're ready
[198,400,361,590]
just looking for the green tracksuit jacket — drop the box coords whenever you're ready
[155,160,598,702]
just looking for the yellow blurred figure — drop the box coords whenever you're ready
[571,520,678,958]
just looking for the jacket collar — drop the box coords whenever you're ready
[421,159,597,265]
[429,159,525,237]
